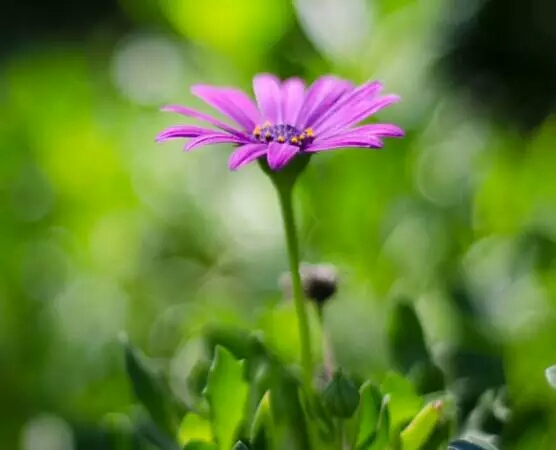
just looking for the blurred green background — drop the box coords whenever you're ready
[2,0,556,448]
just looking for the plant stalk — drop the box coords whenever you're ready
[275,183,313,386]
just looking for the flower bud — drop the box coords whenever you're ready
[279,263,339,307]
[321,369,360,418]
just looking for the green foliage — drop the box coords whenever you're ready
[122,329,467,450]
[400,401,442,450]
[352,382,383,448]
[380,372,423,436]
[183,442,218,450]
[204,346,249,450]
[249,391,272,450]
[4,1,556,449]
[124,339,182,437]
[388,301,430,374]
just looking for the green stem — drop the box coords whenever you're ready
[275,183,313,386]
[336,419,345,450]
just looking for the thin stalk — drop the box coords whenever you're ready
[275,183,313,386]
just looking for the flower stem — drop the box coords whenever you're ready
[276,183,313,386]
[335,418,345,450]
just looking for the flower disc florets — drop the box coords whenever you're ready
[253,122,315,149]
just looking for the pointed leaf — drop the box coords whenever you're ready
[353,382,383,448]
[298,386,335,442]
[250,391,273,450]
[388,301,430,373]
[380,372,423,434]
[400,401,443,450]
[267,365,311,450]
[363,395,391,450]
[205,346,249,450]
[232,441,250,450]
[124,340,173,434]
[178,413,213,447]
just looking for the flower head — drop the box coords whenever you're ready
[156,74,404,171]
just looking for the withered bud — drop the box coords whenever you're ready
[279,263,339,307]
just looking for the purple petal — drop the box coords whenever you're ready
[322,95,401,136]
[312,81,383,132]
[296,76,353,129]
[185,133,248,151]
[228,143,268,170]
[161,105,246,137]
[282,78,306,125]
[155,125,214,142]
[191,85,259,131]
[305,136,384,152]
[266,142,299,170]
[253,74,282,123]
[323,123,405,141]
[356,123,405,137]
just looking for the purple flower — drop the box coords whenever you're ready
[156,74,404,171]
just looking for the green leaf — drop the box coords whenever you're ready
[183,441,218,450]
[400,401,443,450]
[257,302,321,364]
[204,346,249,450]
[244,336,273,429]
[408,361,445,396]
[419,420,451,450]
[380,372,423,435]
[178,413,213,447]
[100,413,133,450]
[136,417,181,450]
[388,301,430,374]
[267,365,310,450]
[359,395,390,450]
[124,340,174,435]
[250,391,273,450]
[353,382,382,448]
[205,326,253,361]
[298,386,335,443]
[187,360,212,399]
[244,335,312,450]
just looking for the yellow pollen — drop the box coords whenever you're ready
[253,126,261,137]
[262,120,272,127]
[264,132,272,140]
[277,136,286,143]
[304,127,314,137]
[290,136,298,144]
